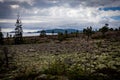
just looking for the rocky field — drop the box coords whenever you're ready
[0,37,120,80]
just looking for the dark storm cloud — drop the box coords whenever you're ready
[0,2,13,19]
[33,0,57,8]
[64,0,120,7]
[32,0,85,8]
[0,1,27,19]
[38,0,120,8]
[0,0,120,19]
[0,0,33,19]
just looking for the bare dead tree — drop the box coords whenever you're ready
[3,47,9,68]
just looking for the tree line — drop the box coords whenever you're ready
[0,24,120,45]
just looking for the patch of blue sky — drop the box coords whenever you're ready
[99,7,120,11]
[111,16,120,20]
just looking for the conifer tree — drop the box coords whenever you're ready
[99,24,109,37]
[83,26,93,41]
[14,14,23,44]
[0,27,4,45]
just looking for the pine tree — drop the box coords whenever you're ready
[52,30,54,35]
[14,14,23,44]
[64,30,68,38]
[0,27,4,45]
[99,24,109,37]
[58,32,64,41]
[83,26,93,41]
[40,30,46,37]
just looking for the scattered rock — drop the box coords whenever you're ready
[28,48,36,52]
[35,74,47,80]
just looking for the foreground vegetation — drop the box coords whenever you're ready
[0,35,120,80]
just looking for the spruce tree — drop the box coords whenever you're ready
[0,27,4,45]
[0,32,4,45]
[14,14,23,44]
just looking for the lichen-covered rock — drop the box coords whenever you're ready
[35,74,47,80]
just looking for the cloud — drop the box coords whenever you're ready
[2,0,35,6]
[0,0,4,3]
[0,19,48,23]
[0,0,120,32]
[10,4,19,9]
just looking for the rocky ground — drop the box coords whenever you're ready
[0,37,120,80]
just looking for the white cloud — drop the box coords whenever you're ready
[0,0,4,3]
[0,19,47,23]
[100,10,120,17]
[31,5,119,24]
[0,19,15,23]
[2,28,14,32]
[10,4,19,9]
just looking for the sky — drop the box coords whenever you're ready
[0,0,120,32]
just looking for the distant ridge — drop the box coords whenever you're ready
[36,29,81,33]
[10,29,82,33]
[10,31,15,33]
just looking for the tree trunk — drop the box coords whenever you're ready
[3,47,9,68]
